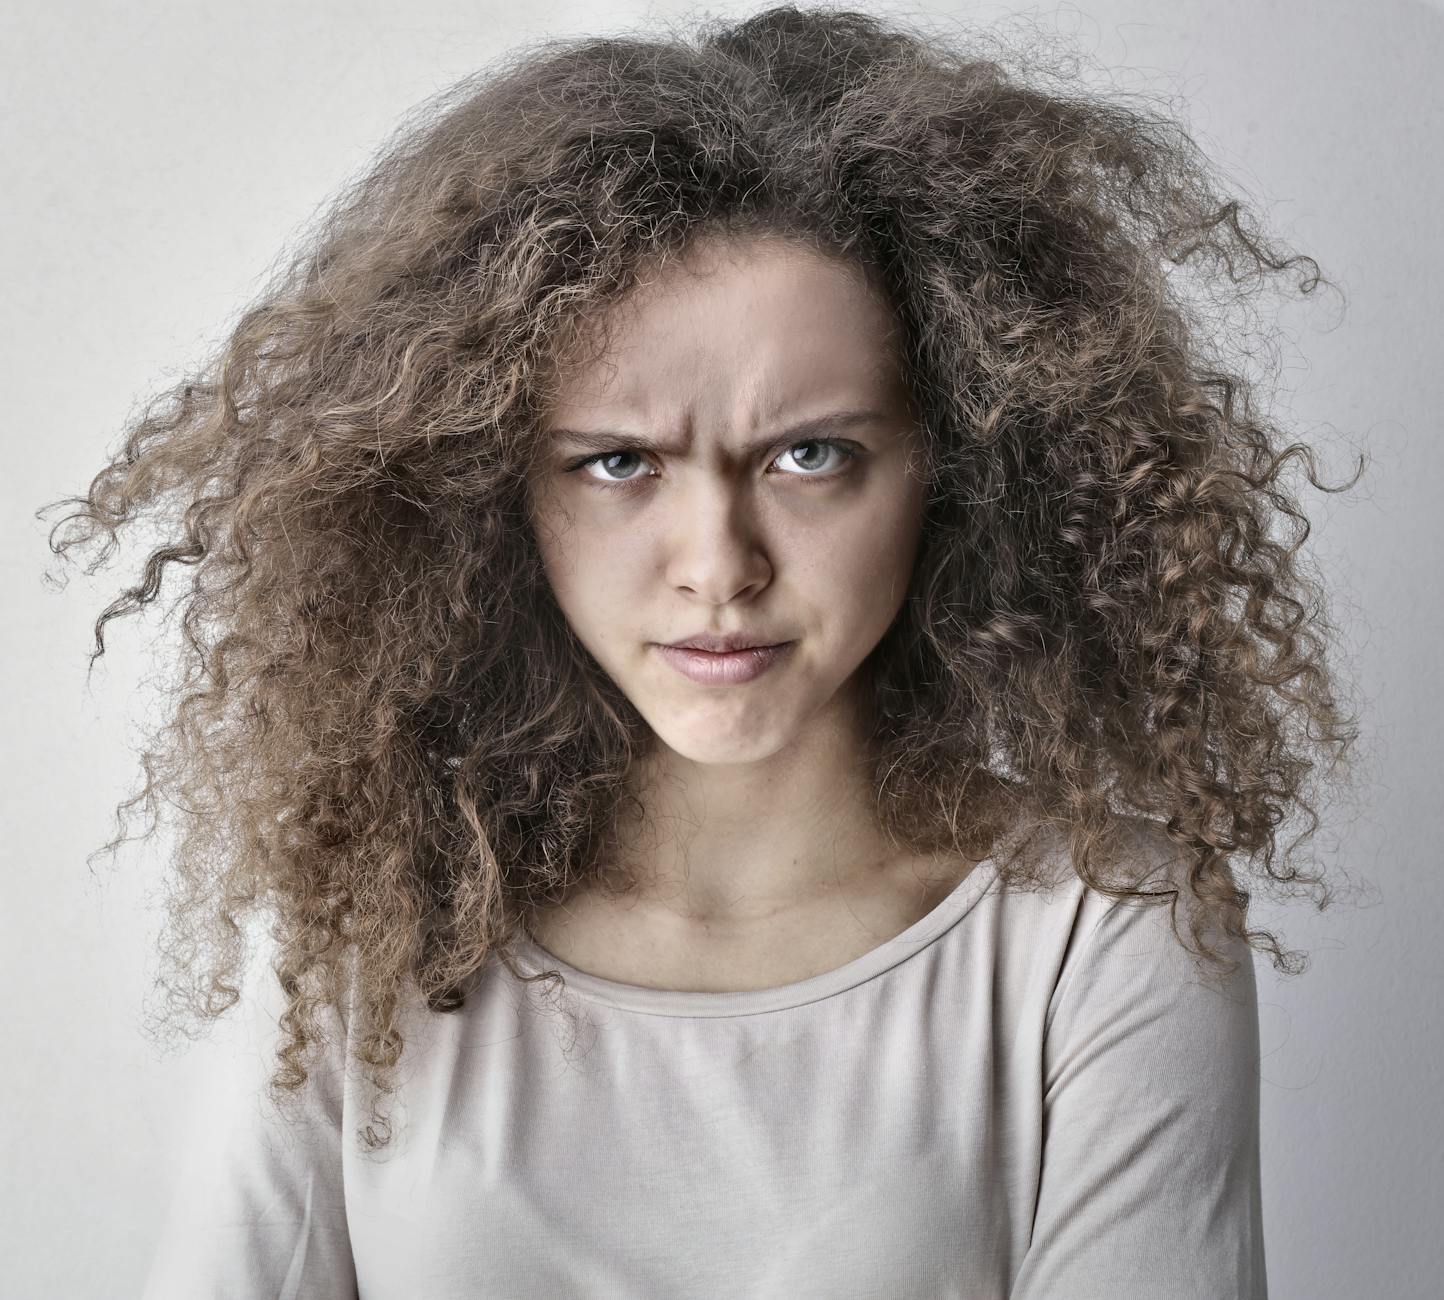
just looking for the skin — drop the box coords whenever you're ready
[524,232,984,980]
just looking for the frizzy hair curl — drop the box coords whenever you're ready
[41,5,1367,1152]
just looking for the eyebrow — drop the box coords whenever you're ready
[545,409,891,456]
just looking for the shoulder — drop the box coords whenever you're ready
[1076,813,1249,973]
[1043,814,1259,1054]
[1010,816,1267,1298]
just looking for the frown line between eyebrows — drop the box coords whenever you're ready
[545,409,891,457]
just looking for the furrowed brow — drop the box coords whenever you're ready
[546,409,888,456]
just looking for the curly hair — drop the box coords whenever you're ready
[40,5,1366,1152]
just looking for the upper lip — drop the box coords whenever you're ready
[663,631,788,653]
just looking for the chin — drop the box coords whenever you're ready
[650,715,791,766]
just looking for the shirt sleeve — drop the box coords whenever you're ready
[1010,857,1268,1300]
[139,962,359,1300]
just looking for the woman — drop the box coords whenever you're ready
[43,6,1362,1297]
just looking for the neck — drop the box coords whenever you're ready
[594,693,901,925]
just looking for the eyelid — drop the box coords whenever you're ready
[565,438,861,487]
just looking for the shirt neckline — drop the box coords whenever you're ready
[508,852,1003,1018]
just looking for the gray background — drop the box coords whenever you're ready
[4,1,1439,1295]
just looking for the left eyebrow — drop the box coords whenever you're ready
[545,409,890,456]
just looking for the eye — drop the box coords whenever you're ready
[774,440,857,476]
[569,450,651,485]
[565,438,860,490]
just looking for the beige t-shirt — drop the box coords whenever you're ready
[141,818,1267,1298]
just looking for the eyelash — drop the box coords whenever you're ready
[563,438,861,492]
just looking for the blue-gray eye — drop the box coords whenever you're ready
[567,439,860,490]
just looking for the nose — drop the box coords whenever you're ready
[662,480,772,603]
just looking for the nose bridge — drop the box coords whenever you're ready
[666,468,768,596]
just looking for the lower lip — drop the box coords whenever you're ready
[656,642,793,685]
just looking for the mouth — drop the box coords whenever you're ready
[662,633,789,653]
[666,642,782,653]
[654,641,794,686]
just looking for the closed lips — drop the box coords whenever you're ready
[664,635,789,652]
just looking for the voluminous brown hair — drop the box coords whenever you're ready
[41,5,1367,1151]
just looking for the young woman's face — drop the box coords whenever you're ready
[526,234,929,765]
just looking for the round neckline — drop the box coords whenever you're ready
[509,852,1003,1018]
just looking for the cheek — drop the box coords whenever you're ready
[536,511,648,635]
[528,488,591,584]
[528,497,588,614]
[827,486,926,607]
[797,524,916,647]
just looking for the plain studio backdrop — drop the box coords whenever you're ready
[3,1,1439,1296]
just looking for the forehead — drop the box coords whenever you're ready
[545,236,910,425]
